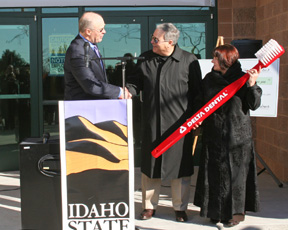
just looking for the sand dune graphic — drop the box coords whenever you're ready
[65,116,129,175]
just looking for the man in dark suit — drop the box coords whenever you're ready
[64,12,131,100]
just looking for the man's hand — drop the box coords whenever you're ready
[119,87,132,99]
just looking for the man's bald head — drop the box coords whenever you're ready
[79,12,104,33]
[79,12,106,44]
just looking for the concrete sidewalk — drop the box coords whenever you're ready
[0,167,288,230]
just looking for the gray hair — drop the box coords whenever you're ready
[156,23,180,45]
[79,15,91,33]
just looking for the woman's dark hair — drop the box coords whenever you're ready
[212,44,239,71]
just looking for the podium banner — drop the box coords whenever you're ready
[58,100,135,230]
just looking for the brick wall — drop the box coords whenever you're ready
[217,0,288,182]
[255,0,288,183]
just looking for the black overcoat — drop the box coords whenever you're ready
[194,61,261,221]
[127,45,202,180]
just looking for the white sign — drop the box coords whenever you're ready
[49,35,74,76]
[199,59,280,117]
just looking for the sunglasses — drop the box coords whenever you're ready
[151,35,169,44]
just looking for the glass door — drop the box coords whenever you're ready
[42,17,78,137]
[97,16,147,166]
[0,18,37,171]
[98,16,148,86]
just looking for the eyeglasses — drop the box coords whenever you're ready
[94,27,105,33]
[151,35,169,44]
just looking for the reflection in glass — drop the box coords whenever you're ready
[176,23,206,59]
[42,18,78,136]
[42,18,78,101]
[0,24,31,170]
[98,24,141,87]
[43,104,59,135]
[0,25,30,94]
[0,25,30,132]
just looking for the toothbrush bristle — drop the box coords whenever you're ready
[255,39,284,66]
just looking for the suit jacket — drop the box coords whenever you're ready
[64,35,120,100]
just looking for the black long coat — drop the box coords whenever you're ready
[127,45,202,180]
[194,61,261,221]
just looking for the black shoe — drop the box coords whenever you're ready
[140,209,155,220]
[175,211,188,222]
[210,218,220,224]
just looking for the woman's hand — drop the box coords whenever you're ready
[192,121,202,130]
[247,67,261,86]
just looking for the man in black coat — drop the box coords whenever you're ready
[64,12,131,100]
[127,23,202,222]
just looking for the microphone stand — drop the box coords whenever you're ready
[88,56,144,98]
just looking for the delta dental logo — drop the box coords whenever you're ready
[180,91,229,134]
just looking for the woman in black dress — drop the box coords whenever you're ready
[194,44,262,227]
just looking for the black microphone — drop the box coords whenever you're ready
[84,42,90,67]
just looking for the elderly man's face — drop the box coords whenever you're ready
[86,14,106,44]
[151,29,170,56]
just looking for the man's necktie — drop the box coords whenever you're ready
[94,46,104,71]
